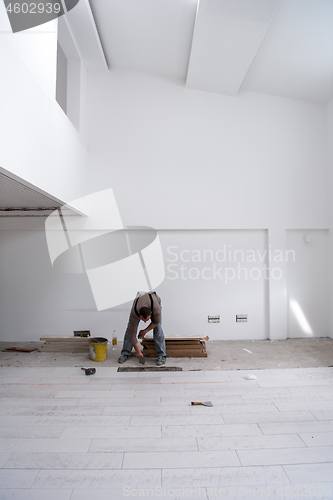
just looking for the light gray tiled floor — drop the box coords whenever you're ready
[1,366,333,499]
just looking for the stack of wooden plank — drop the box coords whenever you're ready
[39,336,90,353]
[142,336,208,358]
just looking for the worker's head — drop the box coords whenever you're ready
[139,306,151,323]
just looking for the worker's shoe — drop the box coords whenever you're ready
[156,356,166,367]
[118,354,128,364]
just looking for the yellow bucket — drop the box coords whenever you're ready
[89,337,108,362]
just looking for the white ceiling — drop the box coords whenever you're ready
[89,0,333,104]
[89,0,197,82]
[186,0,282,96]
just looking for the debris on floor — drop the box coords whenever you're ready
[1,347,37,352]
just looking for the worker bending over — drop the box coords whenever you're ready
[118,292,166,366]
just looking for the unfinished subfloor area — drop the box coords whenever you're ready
[0,338,333,499]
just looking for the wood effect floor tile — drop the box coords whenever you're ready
[123,450,240,469]
[161,465,290,488]
[238,446,333,466]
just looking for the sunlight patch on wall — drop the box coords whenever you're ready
[290,299,313,336]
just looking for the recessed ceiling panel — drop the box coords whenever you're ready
[88,0,198,81]
[186,0,281,95]
[240,0,333,103]
[206,0,279,24]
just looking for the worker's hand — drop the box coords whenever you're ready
[138,330,146,339]
[136,351,144,359]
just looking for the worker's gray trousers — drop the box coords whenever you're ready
[120,294,166,358]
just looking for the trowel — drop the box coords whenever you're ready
[191,401,213,407]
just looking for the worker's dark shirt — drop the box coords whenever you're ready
[129,293,161,345]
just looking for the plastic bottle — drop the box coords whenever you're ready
[112,330,117,349]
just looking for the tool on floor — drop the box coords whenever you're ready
[81,367,96,375]
[191,401,213,407]
[139,356,145,365]
[1,347,37,352]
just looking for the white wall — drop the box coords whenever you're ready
[2,219,329,342]
[56,42,68,114]
[328,98,333,340]
[0,34,89,205]
[0,218,119,341]
[78,69,330,341]
[1,68,331,343]
[83,70,329,231]
[0,20,94,342]
[0,219,270,341]
[0,1,58,101]
[287,230,329,338]
[158,230,269,340]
